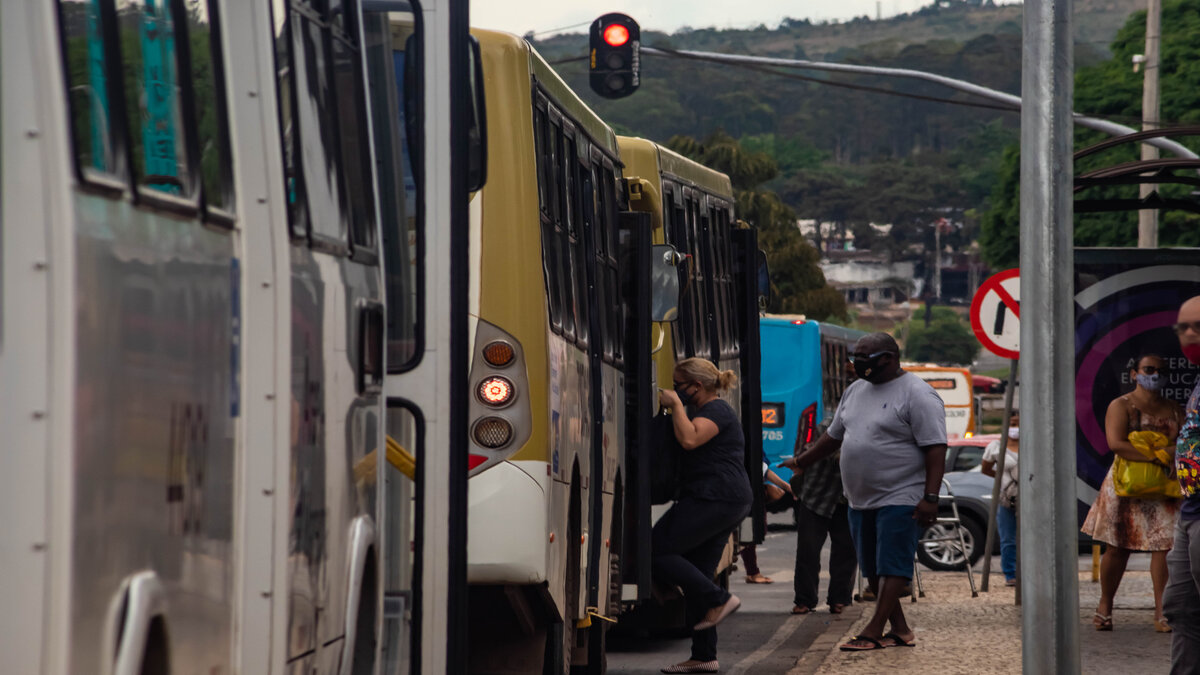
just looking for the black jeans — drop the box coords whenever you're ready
[652,496,750,662]
[793,501,857,610]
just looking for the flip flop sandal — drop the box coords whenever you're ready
[1093,613,1113,631]
[745,574,775,584]
[839,635,885,651]
[882,632,916,648]
[791,605,813,615]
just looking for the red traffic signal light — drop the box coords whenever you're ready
[603,24,629,47]
[589,13,640,99]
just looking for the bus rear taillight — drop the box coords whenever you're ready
[796,403,818,451]
[468,320,532,476]
[473,417,514,448]
[478,376,514,407]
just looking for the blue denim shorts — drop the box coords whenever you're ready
[847,504,921,579]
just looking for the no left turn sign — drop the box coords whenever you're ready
[970,268,1020,360]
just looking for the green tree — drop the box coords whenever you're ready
[902,307,980,365]
[979,0,1200,266]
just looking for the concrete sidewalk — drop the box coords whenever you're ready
[795,555,1172,674]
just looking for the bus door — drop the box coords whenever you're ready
[364,3,483,672]
[733,229,766,544]
[617,210,654,603]
[577,142,629,667]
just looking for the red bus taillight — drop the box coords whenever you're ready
[795,403,818,452]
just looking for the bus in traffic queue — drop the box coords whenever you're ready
[1,1,477,673]
[904,364,977,440]
[618,136,767,616]
[461,28,647,674]
[759,316,866,481]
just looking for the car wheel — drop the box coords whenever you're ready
[917,514,985,571]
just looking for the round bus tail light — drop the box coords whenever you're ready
[473,417,513,449]
[483,341,516,367]
[478,376,514,406]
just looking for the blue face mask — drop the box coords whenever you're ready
[1137,372,1164,392]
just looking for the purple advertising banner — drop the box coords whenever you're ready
[1075,248,1200,519]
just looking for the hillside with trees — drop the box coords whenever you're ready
[526,0,1149,318]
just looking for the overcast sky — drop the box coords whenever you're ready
[470,0,1021,38]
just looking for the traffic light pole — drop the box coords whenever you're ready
[639,46,1196,160]
[1020,0,1080,672]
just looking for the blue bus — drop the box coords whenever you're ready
[760,316,866,481]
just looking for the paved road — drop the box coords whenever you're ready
[607,519,856,674]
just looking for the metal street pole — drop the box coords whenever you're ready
[1021,0,1080,672]
[1138,0,1162,247]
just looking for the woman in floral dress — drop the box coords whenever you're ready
[1082,354,1182,633]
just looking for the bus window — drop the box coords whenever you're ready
[555,125,576,343]
[585,166,611,362]
[565,135,587,347]
[117,0,193,196]
[367,9,420,369]
[330,12,377,255]
[536,108,564,334]
[185,0,236,216]
[534,104,548,216]
[58,0,121,177]
[605,167,623,362]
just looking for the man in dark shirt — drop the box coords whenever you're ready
[1162,295,1200,672]
[790,452,857,615]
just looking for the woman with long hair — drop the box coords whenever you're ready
[1082,354,1183,633]
[654,358,754,674]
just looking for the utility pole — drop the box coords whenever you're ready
[934,220,942,301]
[1021,0,1080,671]
[1138,0,1161,248]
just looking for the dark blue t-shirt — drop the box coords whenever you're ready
[679,399,754,506]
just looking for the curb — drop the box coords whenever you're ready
[787,604,865,675]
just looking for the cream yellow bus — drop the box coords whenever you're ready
[462,29,639,674]
[618,137,766,623]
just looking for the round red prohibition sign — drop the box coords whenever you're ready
[969,268,1020,360]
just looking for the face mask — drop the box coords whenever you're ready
[674,383,694,405]
[1007,427,1020,441]
[1137,373,1164,392]
[853,352,890,383]
[1184,343,1200,366]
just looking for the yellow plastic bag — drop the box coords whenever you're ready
[1113,431,1182,499]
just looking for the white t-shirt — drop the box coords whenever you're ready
[828,372,948,509]
[982,440,1019,498]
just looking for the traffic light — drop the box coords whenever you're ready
[589,13,640,99]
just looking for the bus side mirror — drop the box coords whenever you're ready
[757,249,771,312]
[652,244,683,322]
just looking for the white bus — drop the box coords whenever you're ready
[0,1,478,673]
[905,365,977,440]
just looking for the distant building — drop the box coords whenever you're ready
[820,252,915,307]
